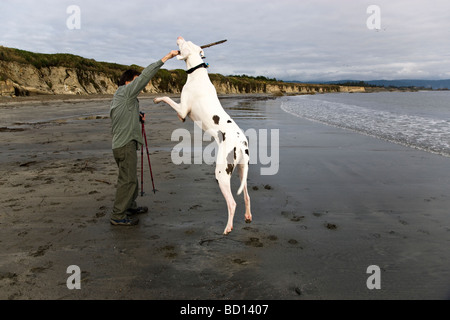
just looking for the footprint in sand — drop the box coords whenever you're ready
[281,211,305,222]
[232,258,248,265]
[29,243,52,257]
[287,239,303,249]
[245,237,263,247]
[324,223,337,230]
[158,245,177,258]
[243,226,259,233]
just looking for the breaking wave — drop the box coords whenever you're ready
[281,94,450,157]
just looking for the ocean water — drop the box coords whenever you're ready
[280,91,450,157]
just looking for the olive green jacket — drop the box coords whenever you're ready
[110,60,164,149]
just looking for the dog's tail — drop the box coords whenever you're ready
[237,163,248,195]
[237,142,250,195]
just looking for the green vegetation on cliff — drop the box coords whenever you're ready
[0,46,273,87]
[0,46,128,81]
[0,45,364,96]
[0,46,291,91]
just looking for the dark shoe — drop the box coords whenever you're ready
[127,206,148,215]
[110,217,139,226]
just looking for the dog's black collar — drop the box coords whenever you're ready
[186,63,209,74]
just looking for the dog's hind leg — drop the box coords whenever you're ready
[238,163,252,224]
[217,175,236,235]
[215,145,236,234]
[153,96,189,121]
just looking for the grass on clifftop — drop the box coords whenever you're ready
[1,45,349,96]
[0,46,135,83]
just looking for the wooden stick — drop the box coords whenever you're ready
[200,39,227,49]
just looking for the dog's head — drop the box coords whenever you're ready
[176,36,205,63]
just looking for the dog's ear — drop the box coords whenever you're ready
[200,49,205,59]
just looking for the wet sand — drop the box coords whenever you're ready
[1,94,450,300]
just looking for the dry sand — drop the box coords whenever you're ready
[0,94,449,301]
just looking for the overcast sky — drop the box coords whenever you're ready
[1,0,450,81]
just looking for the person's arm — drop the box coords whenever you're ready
[161,50,179,63]
[126,50,179,98]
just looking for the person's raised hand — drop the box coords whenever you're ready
[162,50,180,63]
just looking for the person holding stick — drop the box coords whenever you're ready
[110,50,179,226]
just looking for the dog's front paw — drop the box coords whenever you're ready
[153,97,161,104]
[177,114,186,122]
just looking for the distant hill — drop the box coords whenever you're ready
[289,79,450,90]
[362,79,450,90]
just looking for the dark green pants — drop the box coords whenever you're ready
[112,140,139,220]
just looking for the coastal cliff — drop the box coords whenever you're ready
[0,46,365,97]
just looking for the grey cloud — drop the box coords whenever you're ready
[1,0,450,81]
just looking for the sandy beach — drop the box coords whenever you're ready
[1,94,449,301]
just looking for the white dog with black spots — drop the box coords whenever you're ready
[154,36,252,234]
